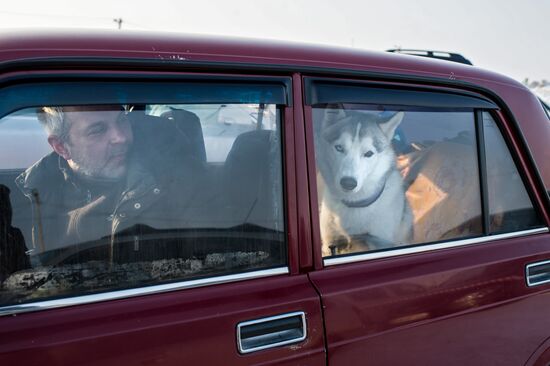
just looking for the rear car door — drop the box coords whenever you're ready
[0,70,325,365]
[305,77,550,365]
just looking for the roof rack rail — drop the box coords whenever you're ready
[386,49,473,65]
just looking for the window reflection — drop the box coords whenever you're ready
[483,112,543,233]
[312,105,482,256]
[0,103,285,305]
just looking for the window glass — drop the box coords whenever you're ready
[148,104,278,162]
[0,109,50,169]
[483,112,543,233]
[0,98,285,306]
[312,104,482,257]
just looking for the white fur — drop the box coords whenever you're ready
[316,109,413,256]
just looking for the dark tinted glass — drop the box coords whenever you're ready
[0,100,285,306]
[483,112,543,234]
[312,104,482,257]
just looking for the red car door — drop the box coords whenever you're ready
[0,70,325,365]
[304,76,550,365]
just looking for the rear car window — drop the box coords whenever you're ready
[307,81,544,258]
[483,112,541,233]
[0,81,287,307]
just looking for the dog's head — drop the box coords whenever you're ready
[317,108,404,201]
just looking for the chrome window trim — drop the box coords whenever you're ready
[0,267,289,317]
[324,227,549,267]
[526,259,550,287]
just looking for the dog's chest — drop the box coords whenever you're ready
[334,192,404,237]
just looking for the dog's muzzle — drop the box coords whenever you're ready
[341,180,386,208]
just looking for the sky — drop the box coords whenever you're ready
[0,0,548,82]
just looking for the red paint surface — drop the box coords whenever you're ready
[309,235,550,365]
[283,106,300,275]
[292,73,314,272]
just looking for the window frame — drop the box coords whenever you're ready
[302,77,549,267]
[0,71,297,316]
[540,98,550,120]
[0,74,292,119]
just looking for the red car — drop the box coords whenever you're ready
[0,30,549,366]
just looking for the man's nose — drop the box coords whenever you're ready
[109,124,130,144]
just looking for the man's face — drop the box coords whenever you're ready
[61,108,133,180]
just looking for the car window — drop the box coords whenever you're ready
[312,105,482,256]
[0,88,286,306]
[310,90,544,258]
[483,112,543,233]
[0,110,50,169]
[148,104,278,163]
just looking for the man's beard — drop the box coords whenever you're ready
[67,146,129,180]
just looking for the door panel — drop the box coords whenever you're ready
[309,234,550,365]
[0,274,325,365]
[0,73,325,365]
[305,77,550,365]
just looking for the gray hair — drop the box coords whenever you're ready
[37,105,131,141]
[36,106,70,141]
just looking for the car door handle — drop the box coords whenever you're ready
[237,311,307,354]
[526,260,550,286]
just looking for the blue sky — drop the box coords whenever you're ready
[0,0,548,82]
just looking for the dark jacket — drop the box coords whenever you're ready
[16,112,205,265]
[0,184,30,282]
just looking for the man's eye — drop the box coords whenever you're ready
[334,144,344,153]
[363,150,374,158]
[88,126,106,136]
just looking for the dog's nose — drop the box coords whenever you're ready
[340,176,357,191]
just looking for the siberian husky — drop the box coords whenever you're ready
[315,108,413,256]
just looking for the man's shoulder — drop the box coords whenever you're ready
[16,152,64,193]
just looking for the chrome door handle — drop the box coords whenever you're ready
[526,260,550,287]
[237,311,307,354]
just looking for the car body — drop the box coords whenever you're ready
[386,48,550,121]
[0,30,549,366]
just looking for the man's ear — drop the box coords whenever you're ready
[48,136,71,160]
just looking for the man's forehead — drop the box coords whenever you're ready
[64,106,124,126]
[64,105,124,113]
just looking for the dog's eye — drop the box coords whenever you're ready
[334,144,345,153]
[363,150,374,158]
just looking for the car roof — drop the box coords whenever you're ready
[0,29,520,86]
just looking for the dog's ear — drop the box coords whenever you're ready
[322,119,347,143]
[379,112,404,139]
[322,103,346,127]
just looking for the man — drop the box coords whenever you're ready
[16,105,202,265]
